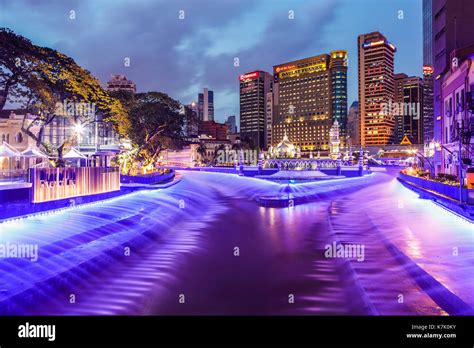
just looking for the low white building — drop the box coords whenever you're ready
[0,110,39,151]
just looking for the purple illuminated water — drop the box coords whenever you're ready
[0,169,472,315]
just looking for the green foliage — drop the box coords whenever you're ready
[416,169,430,178]
[112,91,186,170]
[0,28,130,158]
[436,173,459,185]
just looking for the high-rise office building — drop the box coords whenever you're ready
[431,0,474,173]
[394,73,424,144]
[272,51,348,152]
[198,88,214,121]
[225,115,237,134]
[330,50,349,132]
[423,0,433,68]
[239,70,273,149]
[265,92,273,148]
[422,0,434,145]
[347,101,359,146]
[358,32,396,146]
[106,74,137,93]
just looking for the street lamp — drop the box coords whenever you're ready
[73,123,84,145]
[432,141,442,152]
[407,148,434,174]
[405,148,418,167]
[74,123,84,135]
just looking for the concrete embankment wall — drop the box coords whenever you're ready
[164,166,370,178]
[120,171,175,184]
[397,173,474,222]
[0,171,176,221]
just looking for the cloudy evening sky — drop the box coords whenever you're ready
[0,0,422,123]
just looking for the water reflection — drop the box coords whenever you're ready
[0,169,472,315]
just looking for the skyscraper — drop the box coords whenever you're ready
[225,115,237,134]
[347,101,359,146]
[198,88,214,121]
[394,73,424,144]
[272,51,348,152]
[422,0,434,145]
[422,0,433,67]
[358,32,396,146]
[265,91,273,148]
[330,50,348,133]
[239,70,273,149]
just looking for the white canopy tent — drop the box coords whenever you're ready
[21,146,48,159]
[63,147,87,159]
[21,146,49,173]
[0,141,21,157]
[63,147,88,167]
[0,141,22,180]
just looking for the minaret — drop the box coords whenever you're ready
[329,120,340,160]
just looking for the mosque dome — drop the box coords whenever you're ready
[273,132,297,158]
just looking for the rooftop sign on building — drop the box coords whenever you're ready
[278,62,327,79]
[423,65,434,76]
[239,71,259,81]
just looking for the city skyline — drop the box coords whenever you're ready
[0,2,473,344]
[0,0,422,123]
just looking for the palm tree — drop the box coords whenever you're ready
[212,144,227,165]
[197,143,207,165]
[231,141,241,151]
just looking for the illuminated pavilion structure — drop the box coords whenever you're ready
[268,132,299,158]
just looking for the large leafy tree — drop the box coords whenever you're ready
[0,28,130,159]
[111,91,187,172]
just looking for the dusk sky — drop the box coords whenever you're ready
[0,0,422,123]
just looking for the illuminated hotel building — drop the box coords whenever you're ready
[239,70,273,149]
[358,32,396,146]
[272,51,348,152]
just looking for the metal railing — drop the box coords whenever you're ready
[0,169,28,182]
[263,159,356,170]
